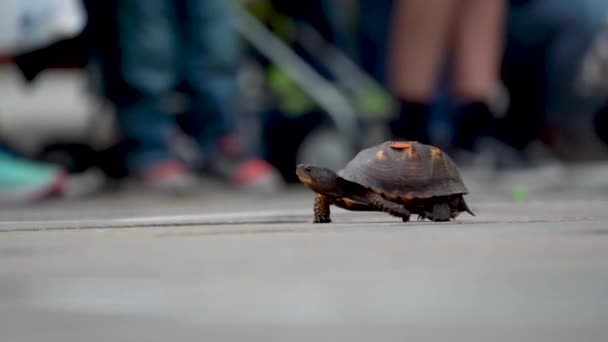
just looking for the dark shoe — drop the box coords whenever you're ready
[594,103,608,146]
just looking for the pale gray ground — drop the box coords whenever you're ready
[2,66,608,341]
[1,171,608,342]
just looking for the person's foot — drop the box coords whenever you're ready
[138,160,199,195]
[203,134,284,192]
[0,152,66,206]
[594,103,608,146]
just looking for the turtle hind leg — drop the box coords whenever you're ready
[430,202,451,222]
[365,193,411,221]
[314,194,332,223]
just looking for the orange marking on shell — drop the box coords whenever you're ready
[391,141,416,158]
[390,142,414,150]
[406,147,415,158]
[376,149,386,160]
[430,147,442,160]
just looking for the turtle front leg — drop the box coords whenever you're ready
[314,194,332,223]
[365,193,411,222]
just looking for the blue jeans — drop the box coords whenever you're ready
[357,0,394,85]
[106,0,242,172]
[506,0,608,130]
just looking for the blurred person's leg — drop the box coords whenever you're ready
[451,0,506,151]
[357,0,394,85]
[452,0,505,101]
[542,0,607,147]
[174,0,239,149]
[386,0,457,143]
[174,0,283,189]
[112,0,190,187]
[492,0,560,153]
[508,0,607,151]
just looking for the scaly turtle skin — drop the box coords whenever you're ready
[296,141,475,223]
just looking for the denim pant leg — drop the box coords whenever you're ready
[357,0,394,85]
[114,0,179,173]
[509,0,607,130]
[543,0,608,134]
[174,0,242,150]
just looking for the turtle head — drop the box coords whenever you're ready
[296,164,340,194]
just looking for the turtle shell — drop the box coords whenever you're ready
[337,141,468,200]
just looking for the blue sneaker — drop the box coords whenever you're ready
[0,152,66,206]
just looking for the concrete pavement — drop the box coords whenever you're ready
[1,182,608,342]
[2,65,608,341]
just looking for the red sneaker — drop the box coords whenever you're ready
[139,160,199,194]
[206,135,284,191]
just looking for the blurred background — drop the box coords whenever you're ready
[2,0,608,205]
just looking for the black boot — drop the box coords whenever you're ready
[389,100,432,144]
[594,102,608,147]
[452,101,495,151]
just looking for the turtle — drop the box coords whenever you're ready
[295,140,475,223]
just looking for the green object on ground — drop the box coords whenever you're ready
[513,185,529,202]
